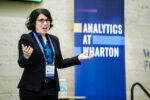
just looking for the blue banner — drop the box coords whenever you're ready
[74,0,126,100]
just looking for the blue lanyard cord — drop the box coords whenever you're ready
[33,32,55,63]
[47,36,55,58]
[33,32,46,60]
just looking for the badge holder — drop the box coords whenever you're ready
[45,62,55,78]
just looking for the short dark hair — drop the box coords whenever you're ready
[26,8,53,31]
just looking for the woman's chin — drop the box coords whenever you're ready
[43,30,48,33]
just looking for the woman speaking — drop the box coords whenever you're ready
[17,8,93,100]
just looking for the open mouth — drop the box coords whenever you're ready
[42,27,47,30]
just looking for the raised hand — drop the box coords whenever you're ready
[22,44,33,59]
[78,52,94,61]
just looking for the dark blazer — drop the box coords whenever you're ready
[17,32,81,92]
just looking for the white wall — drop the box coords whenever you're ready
[125,0,150,100]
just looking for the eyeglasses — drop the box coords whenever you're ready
[36,19,50,24]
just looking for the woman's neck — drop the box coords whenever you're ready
[41,34,46,38]
[41,34,47,44]
[38,33,47,44]
[35,31,47,44]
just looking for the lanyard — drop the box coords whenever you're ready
[47,35,55,58]
[33,32,55,63]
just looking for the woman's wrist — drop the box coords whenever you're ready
[22,55,29,62]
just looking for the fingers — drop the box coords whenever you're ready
[87,55,94,59]
[82,52,94,59]
[23,46,29,53]
[22,44,33,59]
[28,47,33,55]
[78,52,94,60]
[83,52,88,55]
[22,44,27,53]
[22,45,32,53]
[22,44,24,49]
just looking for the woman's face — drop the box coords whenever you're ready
[35,13,50,35]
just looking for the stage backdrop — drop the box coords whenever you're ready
[74,0,126,100]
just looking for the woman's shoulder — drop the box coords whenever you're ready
[47,33,59,41]
[19,32,34,43]
[20,32,32,39]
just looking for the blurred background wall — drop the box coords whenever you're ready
[125,0,150,100]
[0,0,149,100]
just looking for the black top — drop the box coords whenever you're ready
[17,32,81,92]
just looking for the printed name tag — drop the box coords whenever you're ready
[45,64,55,77]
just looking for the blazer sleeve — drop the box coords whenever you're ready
[17,34,33,68]
[54,36,81,69]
